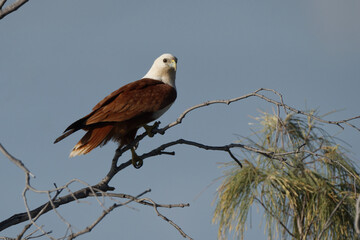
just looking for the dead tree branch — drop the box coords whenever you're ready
[0,0,29,20]
[0,143,34,178]
[1,88,359,239]
[66,189,189,240]
[158,88,360,133]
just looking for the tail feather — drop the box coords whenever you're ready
[55,115,89,144]
[54,129,77,144]
[69,125,113,157]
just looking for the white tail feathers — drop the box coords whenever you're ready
[68,125,113,158]
[69,142,92,157]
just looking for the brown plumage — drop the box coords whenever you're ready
[54,53,178,157]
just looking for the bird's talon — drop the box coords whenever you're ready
[131,148,143,169]
[143,122,160,138]
[132,158,143,169]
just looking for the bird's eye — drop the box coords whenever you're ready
[163,58,168,63]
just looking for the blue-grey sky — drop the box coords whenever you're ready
[1,1,360,239]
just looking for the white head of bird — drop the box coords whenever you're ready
[143,53,177,88]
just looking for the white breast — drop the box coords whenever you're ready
[152,103,173,120]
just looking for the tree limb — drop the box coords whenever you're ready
[1,89,359,239]
[0,0,29,20]
[0,0,7,9]
[157,88,360,134]
[67,189,151,240]
[0,143,34,178]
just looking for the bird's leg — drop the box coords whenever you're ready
[131,147,143,169]
[143,121,160,137]
[131,121,160,168]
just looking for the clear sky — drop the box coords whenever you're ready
[1,1,360,239]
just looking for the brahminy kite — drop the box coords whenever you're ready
[54,53,178,168]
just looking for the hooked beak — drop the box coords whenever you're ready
[170,59,177,71]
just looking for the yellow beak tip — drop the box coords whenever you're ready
[171,60,177,71]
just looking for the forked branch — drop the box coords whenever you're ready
[1,88,359,239]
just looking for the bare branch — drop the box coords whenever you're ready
[0,181,113,231]
[16,188,62,240]
[0,0,29,20]
[89,192,190,209]
[0,143,34,177]
[226,148,242,167]
[157,88,360,134]
[0,137,316,231]
[26,229,52,240]
[0,0,7,9]
[143,197,193,240]
[2,88,360,239]
[67,189,151,240]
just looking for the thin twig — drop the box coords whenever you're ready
[156,88,360,134]
[67,189,156,240]
[317,193,350,240]
[0,143,35,178]
[16,189,62,240]
[89,192,190,209]
[27,230,52,240]
[255,197,295,238]
[143,197,193,240]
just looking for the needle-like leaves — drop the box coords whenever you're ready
[213,111,360,240]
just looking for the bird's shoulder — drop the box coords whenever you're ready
[92,78,166,111]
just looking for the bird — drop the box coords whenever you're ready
[54,53,178,168]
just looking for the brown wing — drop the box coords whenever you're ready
[56,78,176,142]
[85,78,176,125]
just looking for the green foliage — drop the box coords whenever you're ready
[213,111,360,240]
